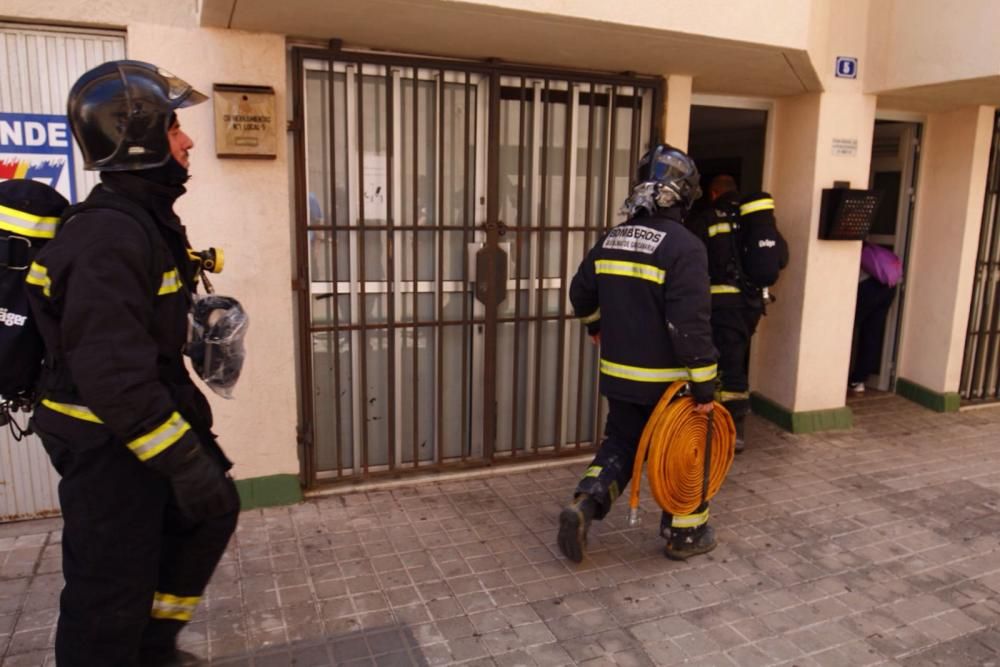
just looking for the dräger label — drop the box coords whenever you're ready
[602,225,666,254]
[0,307,28,327]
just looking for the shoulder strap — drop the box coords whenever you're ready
[64,188,163,287]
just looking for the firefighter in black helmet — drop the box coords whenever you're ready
[24,60,239,666]
[561,144,719,563]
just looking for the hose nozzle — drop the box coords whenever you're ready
[627,506,642,527]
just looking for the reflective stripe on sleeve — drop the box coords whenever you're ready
[158,269,182,296]
[0,204,60,239]
[599,359,690,383]
[710,284,741,294]
[151,592,201,622]
[707,222,732,238]
[127,412,191,461]
[688,364,718,383]
[671,507,710,529]
[740,198,774,215]
[579,308,601,325]
[40,399,104,424]
[25,261,51,297]
[595,260,665,284]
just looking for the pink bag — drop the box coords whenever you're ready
[861,242,902,287]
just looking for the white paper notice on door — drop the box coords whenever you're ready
[362,153,387,221]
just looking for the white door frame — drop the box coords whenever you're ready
[868,114,923,391]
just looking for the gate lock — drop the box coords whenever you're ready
[474,221,509,307]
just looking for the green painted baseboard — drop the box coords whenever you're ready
[895,377,960,412]
[750,391,853,433]
[235,474,303,510]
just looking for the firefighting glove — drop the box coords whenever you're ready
[150,438,239,522]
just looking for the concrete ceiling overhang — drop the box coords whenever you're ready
[874,76,1000,113]
[201,0,822,98]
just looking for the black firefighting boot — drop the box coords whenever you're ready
[664,524,717,561]
[137,647,203,666]
[139,620,203,666]
[734,415,746,454]
[557,493,598,563]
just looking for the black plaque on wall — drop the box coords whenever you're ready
[818,188,883,240]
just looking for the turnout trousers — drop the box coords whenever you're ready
[38,423,238,667]
[574,398,708,535]
[711,305,763,422]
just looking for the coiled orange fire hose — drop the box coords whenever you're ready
[627,381,736,525]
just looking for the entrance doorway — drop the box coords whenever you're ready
[688,102,769,199]
[854,120,920,392]
[292,48,662,485]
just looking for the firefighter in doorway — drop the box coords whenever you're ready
[685,175,771,454]
[25,60,239,666]
[561,144,719,563]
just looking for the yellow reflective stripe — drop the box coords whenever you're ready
[707,223,732,238]
[672,508,710,529]
[688,364,718,383]
[0,204,60,239]
[580,308,601,325]
[41,399,104,424]
[151,592,200,621]
[158,269,182,296]
[25,261,51,297]
[584,465,602,478]
[127,412,191,461]
[740,198,774,215]
[720,391,750,402]
[595,260,665,285]
[599,359,689,383]
[711,285,741,294]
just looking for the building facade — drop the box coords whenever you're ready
[1,0,998,516]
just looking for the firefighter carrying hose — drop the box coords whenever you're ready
[24,61,239,666]
[561,144,720,563]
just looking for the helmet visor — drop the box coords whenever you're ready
[645,146,695,184]
[157,67,208,108]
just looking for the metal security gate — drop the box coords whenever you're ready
[961,111,1000,402]
[0,24,125,520]
[291,47,662,485]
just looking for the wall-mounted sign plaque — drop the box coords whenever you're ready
[213,84,277,159]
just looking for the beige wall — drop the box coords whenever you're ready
[1,0,198,28]
[752,94,820,408]
[752,0,877,413]
[664,75,693,151]
[127,24,299,480]
[450,0,814,50]
[896,106,995,393]
[866,0,1000,94]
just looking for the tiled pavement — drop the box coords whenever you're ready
[2,393,1000,666]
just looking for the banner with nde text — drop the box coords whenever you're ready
[0,112,77,203]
